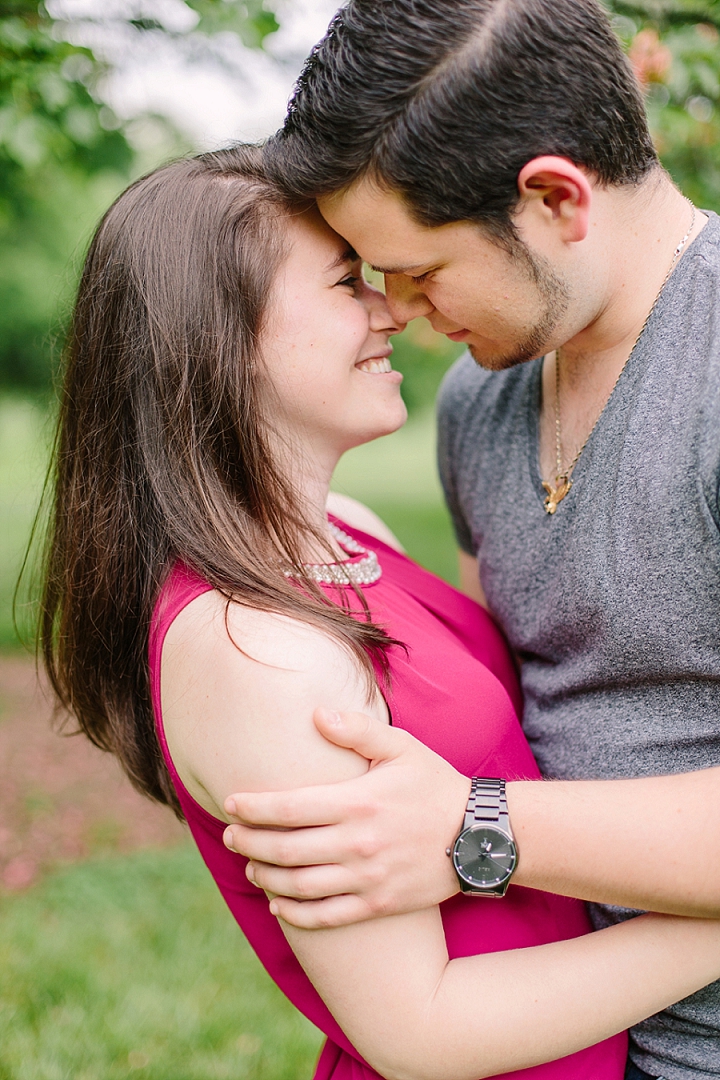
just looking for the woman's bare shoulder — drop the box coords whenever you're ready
[160,589,386,819]
[326,492,405,552]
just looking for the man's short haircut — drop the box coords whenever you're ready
[265,0,658,242]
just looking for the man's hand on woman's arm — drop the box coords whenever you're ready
[224,707,469,927]
[224,707,720,930]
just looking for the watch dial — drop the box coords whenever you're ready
[453,826,517,888]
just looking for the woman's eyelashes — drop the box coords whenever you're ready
[335,257,367,291]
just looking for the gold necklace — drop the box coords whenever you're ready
[542,202,696,515]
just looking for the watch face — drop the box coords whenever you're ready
[453,825,517,889]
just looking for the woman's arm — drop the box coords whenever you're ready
[286,907,720,1080]
[161,593,720,1080]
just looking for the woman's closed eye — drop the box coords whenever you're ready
[337,274,361,289]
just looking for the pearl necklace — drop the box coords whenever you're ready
[289,522,382,586]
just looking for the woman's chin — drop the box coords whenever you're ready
[367,402,409,442]
[341,404,409,453]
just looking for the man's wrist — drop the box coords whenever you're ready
[450,777,519,896]
[504,779,539,888]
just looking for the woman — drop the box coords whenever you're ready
[40,145,720,1080]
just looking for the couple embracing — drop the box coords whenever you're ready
[42,1,720,1079]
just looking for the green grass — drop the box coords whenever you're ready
[0,845,323,1080]
[0,398,459,649]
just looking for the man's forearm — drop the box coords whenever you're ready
[508,766,720,916]
[224,713,720,930]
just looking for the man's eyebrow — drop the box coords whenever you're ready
[325,247,359,271]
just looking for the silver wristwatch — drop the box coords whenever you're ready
[451,777,518,896]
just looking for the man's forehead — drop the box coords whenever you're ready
[318,183,427,258]
[317,182,485,271]
[318,178,410,223]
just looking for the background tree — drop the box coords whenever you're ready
[0,0,280,391]
[0,0,133,387]
[611,0,720,210]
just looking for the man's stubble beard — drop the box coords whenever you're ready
[468,247,571,372]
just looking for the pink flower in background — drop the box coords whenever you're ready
[2,856,38,891]
[629,29,673,88]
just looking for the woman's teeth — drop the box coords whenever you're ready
[357,356,392,374]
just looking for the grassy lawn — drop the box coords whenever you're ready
[0,845,322,1080]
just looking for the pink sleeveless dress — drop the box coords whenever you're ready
[149,518,628,1080]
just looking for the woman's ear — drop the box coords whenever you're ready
[516,156,593,243]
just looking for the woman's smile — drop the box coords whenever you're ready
[355,353,402,377]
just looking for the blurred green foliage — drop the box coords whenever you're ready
[391,322,463,416]
[609,0,720,212]
[0,395,48,648]
[0,1,132,386]
[0,0,280,391]
[0,1,131,196]
[189,0,280,47]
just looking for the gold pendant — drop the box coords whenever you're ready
[542,476,572,515]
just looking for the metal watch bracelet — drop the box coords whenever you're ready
[463,777,513,834]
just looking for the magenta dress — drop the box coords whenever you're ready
[149,518,628,1080]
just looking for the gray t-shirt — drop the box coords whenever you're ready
[437,212,720,1080]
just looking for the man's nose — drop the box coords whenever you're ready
[384,274,434,324]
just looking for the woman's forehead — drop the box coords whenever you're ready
[283,207,358,271]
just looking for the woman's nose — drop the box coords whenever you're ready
[384,274,434,324]
[366,281,407,335]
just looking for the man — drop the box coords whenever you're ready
[222,1,720,1077]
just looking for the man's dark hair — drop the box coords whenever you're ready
[265,0,658,242]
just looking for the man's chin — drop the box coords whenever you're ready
[468,341,546,371]
[465,260,569,371]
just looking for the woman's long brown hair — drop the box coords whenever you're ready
[39,145,396,816]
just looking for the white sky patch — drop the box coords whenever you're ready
[47,0,342,148]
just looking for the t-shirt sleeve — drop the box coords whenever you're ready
[437,356,476,555]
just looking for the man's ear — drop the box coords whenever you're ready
[516,156,592,243]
